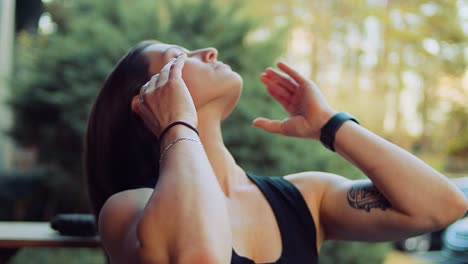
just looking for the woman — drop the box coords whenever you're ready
[84,40,467,264]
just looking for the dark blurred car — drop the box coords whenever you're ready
[394,177,468,252]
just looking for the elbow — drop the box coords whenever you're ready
[445,194,468,225]
[429,192,468,230]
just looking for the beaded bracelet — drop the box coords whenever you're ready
[159,137,203,162]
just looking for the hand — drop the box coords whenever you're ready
[131,54,197,137]
[253,62,337,140]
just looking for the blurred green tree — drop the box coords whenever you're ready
[10,0,364,209]
[10,0,286,208]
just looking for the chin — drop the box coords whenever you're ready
[220,76,243,120]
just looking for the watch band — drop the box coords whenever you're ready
[320,112,359,152]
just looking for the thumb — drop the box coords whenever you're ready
[252,117,283,134]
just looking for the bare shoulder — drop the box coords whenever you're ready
[282,171,348,248]
[102,188,154,214]
[282,171,352,212]
[283,171,348,198]
[99,188,154,264]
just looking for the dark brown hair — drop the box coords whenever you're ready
[84,40,161,223]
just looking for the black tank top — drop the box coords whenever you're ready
[231,173,319,264]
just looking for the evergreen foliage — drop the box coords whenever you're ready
[11,0,363,199]
[10,0,292,206]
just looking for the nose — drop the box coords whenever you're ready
[196,47,218,62]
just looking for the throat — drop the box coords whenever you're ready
[195,114,245,197]
[201,140,246,197]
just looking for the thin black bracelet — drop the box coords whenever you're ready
[159,121,199,142]
[320,112,359,152]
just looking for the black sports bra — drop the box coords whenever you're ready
[230,173,318,264]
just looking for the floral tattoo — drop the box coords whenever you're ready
[347,181,392,212]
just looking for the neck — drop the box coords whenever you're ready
[196,108,247,197]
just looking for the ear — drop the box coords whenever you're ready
[131,95,141,114]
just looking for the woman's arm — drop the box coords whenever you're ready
[307,119,467,242]
[254,62,468,242]
[98,139,230,264]
[98,132,231,264]
[135,126,231,263]
[132,55,231,263]
[333,118,465,227]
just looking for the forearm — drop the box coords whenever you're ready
[333,120,467,226]
[137,126,231,262]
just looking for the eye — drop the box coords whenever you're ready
[168,47,186,58]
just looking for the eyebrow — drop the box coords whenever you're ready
[163,45,191,55]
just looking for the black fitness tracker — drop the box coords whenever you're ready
[320,112,360,152]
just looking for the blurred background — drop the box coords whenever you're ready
[0,0,466,263]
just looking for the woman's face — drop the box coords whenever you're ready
[142,43,243,117]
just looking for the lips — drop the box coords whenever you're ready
[215,61,231,70]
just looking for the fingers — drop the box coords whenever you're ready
[260,74,296,113]
[148,72,160,90]
[263,67,298,93]
[169,53,186,79]
[260,65,302,113]
[261,75,291,99]
[261,78,291,108]
[138,82,149,104]
[143,54,185,94]
[277,62,307,85]
[261,73,293,96]
[252,117,283,134]
[138,54,185,104]
[155,58,176,89]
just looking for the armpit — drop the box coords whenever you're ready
[347,181,392,212]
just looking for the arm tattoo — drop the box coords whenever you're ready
[347,180,392,212]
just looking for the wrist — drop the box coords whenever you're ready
[159,125,199,152]
[308,109,337,140]
[319,112,360,151]
[317,109,338,131]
